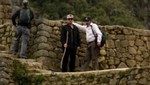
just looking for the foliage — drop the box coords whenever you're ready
[30,0,150,29]
[12,60,44,85]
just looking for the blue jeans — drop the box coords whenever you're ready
[12,25,30,58]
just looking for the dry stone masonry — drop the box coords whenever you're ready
[0,23,14,49]
[0,45,13,85]
[31,67,150,85]
[27,19,150,71]
[1,0,149,72]
[0,0,12,25]
[0,17,150,71]
[0,0,150,85]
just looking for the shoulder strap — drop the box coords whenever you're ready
[90,25,97,37]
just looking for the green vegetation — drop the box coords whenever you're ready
[30,0,150,29]
[12,60,44,85]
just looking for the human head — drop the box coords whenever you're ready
[84,16,92,25]
[66,14,74,25]
[22,0,28,7]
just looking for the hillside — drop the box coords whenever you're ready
[30,0,150,29]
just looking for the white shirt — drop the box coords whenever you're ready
[73,22,102,44]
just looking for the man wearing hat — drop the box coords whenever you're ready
[12,0,34,58]
[60,14,81,72]
[73,16,102,71]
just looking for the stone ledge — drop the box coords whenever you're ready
[29,67,150,85]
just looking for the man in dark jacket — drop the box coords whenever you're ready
[60,14,81,72]
[12,0,34,58]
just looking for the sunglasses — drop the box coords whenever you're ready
[67,18,73,20]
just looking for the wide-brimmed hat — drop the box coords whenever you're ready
[67,14,74,19]
[23,0,28,3]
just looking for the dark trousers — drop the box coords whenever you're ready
[12,25,30,58]
[81,41,99,71]
[62,47,77,72]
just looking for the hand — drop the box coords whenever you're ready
[77,46,80,49]
[97,43,101,47]
[64,43,67,48]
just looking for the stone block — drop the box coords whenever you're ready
[0,12,4,19]
[31,26,37,34]
[126,60,136,67]
[37,31,50,38]
[2,0,11,5]
[49,21,56,26]
[33,50,49,57]
[55,21,62,27]
[5,13,11,19]
[135,39,144,46]
[2,41,6,44]
[128,47,137,55]
[100,49,106,56]
[3,5,11,13]
[38,24,52,33]
[0,5,3,12]
[3,19,11,24]
[6,26,10,32]
[2,37,6,40]
[35,36,48,43]
[38,43,51,50]
[5,32,9,36]
[118,62,128,68]
[0,78,9,85]
[48,51,57,58]
[7,38,11,43]
[0,19,2,24]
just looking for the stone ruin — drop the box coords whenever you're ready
[0,0,150,85]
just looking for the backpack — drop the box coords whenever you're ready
[91,25,106,47]
[100,31,106,47]
[18,8,31,24]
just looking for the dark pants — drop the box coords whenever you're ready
[12,25,30,58]
[62,47,77,72]
[81,41,99,71]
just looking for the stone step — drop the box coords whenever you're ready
[17,58,44,70]
[0,44,8,51]
[28,69,52,74]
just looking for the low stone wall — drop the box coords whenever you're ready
[0,0,12,25]
[0,53,13,85]
[31,67,150,85]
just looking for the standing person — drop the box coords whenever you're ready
[12,0,34,58]
[60,14,81,72]
[73,16,102,71]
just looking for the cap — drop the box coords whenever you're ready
[84,16,92,21]
[67,14,74,19]
[23,0,28,3]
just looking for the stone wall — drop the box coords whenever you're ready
[0,0,12,25]
[0,24,14,49]
[31,67,150,85]
[27,19,150,71]
[0,53,13,85]
[0,18,150,71]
